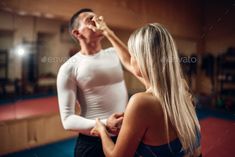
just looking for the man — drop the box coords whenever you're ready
[57,8,129,157]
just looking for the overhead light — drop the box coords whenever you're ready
[3,7,13,12]
[44,13,55,19]
[16,46,25,57]
[18,10,27,16]
[31,11,41,17]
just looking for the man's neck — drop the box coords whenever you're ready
[80,41,102,55]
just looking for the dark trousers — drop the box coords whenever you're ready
[74,134,117,157]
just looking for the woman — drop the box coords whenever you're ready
[91,23,201,157]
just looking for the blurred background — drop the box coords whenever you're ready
[0,0,234,157]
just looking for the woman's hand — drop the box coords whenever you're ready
[90,118,107,136]
[88,15,113,36]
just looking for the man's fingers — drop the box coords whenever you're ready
[116,116,123,122]
[116,117,123,127]
[114,112,124,118]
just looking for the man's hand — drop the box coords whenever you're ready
[106,112,124,135]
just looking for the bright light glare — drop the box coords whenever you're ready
[17,47,25,56]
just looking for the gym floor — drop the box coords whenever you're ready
[0,96,234,157]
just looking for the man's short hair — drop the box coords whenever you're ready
[69,8,93,33]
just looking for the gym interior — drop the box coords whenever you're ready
[0,0,234,157]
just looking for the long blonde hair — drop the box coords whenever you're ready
[128,23,200,155]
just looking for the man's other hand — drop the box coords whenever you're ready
[106,112,124,135]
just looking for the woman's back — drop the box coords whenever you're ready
[136,92,178,145]
[133,92,201,157]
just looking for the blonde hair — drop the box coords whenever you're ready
[128,23,200,155]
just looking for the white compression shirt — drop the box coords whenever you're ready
[57,47,128,135]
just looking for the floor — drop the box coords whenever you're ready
[0,96,58,121]
[1,96,235,157]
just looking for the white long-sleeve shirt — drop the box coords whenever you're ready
[57,47,128,135]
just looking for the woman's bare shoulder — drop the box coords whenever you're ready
[127,92,162,115]
[130,92,160,104]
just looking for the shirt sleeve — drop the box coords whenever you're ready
[56,64,107,135]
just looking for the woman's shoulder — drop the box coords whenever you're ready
[130,92,160,104]
[129,92,149,101]
[127,92,162,115]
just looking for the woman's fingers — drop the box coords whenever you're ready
[90,118,107,136]
[98,16,104,21]
[90,128,95,135]
[90,128,99,136]
[90,119,100,136]
[96,118,104,128]
[91,15,106,31]
[88,24,98,32]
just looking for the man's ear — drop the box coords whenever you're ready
[72,29,81,39]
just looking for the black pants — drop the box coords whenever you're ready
[74,134,117,157]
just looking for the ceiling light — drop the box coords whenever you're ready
[16,46,25,56]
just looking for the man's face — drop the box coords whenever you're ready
[76,12,103,41]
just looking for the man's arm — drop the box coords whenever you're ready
[56,65,106,135]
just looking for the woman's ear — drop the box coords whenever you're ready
[133,65,143,78]
[131,56,143,78]
[136,69,143,78]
